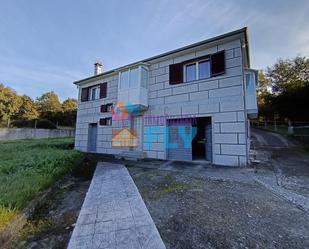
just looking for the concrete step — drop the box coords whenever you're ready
[115,150,147,161]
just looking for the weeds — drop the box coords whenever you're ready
[0,137,83,231]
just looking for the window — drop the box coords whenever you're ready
[198,61,210,79]
[129,68,139,88]
[101,103,113,113]
[99,117,112,126]
[246,73,255,94]
[169,51,225,85]
[119,67,141,90]
[107,103,113,112]
[141,67,148,88]
[185,63,196,82]
[106,117,112,126]
[89,86,100,100]
[185,60,210,82]
[91,88,97,100]
[120,70,129,89]
[245,70,258,112]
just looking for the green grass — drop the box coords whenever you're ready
[146,174,189,200]
[0,137,83,231]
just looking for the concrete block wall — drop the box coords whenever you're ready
[144,38,248,166]
[143,124,166,159]
[75,74,129,155]
[75,36,248,166]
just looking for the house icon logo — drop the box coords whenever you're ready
[112,128,138,147]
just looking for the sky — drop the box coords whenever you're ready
[0,0,308,101]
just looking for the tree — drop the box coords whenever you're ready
[58,98,77,127]
[62,98,77,112]
[0,84,22,127]
[266,56,309,94]
[257,71,275,120]
[259,56,309,121]
[17,95,39,121]
[36,91,62,121]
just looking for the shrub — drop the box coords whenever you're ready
[11,119,57,129]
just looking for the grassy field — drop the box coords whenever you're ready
[0,137,83,231]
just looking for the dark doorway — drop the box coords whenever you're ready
[192,117,212,161]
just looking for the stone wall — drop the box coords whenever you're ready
[0,128,75,141]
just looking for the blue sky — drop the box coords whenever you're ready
[0,0,308,101]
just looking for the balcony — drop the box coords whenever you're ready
[117,64,149,114]
[245,69,258,118]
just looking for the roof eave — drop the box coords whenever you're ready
[74,27,248,85]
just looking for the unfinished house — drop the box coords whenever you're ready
[74,27,258,166]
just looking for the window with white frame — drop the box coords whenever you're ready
[244,70,258,111]
[119,67,140,90]
[89,85,100,100]
[185,60,210,82]
[141,67,148,88]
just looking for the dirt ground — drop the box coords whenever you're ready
[6,129,309,249]
[128,165,309,249]
[251,128,309,197]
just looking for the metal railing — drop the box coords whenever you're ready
[251,120,309,137]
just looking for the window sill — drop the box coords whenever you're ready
[185,77,211,83]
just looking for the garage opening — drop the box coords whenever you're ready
[167,118,194,161]
[192,117,212,162]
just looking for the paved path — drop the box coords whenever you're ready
[67,162,166,249]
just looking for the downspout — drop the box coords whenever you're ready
[241,35,250,166]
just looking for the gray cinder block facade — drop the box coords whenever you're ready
[74,27,258,166]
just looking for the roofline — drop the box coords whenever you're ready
[74,27,249,85]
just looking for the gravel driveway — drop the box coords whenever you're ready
[128,165,309,249]
[127,129,309,249]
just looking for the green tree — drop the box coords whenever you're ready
[0,84,22,127]
[266,56,309,94]
[58,98,77,127]
[62,98,77,112]
[17,95,39,121]
[259,56,309,121]
[257,71,275,120]
[36,91,62,121]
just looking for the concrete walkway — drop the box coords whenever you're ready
[67,162,166,249]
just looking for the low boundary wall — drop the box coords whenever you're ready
[0,128,75,141]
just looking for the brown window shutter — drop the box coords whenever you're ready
[81,87,89,102]
[100,105,107,113]
[169,63,183,85]
[100,82,107,98]
[210,50,225,77]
